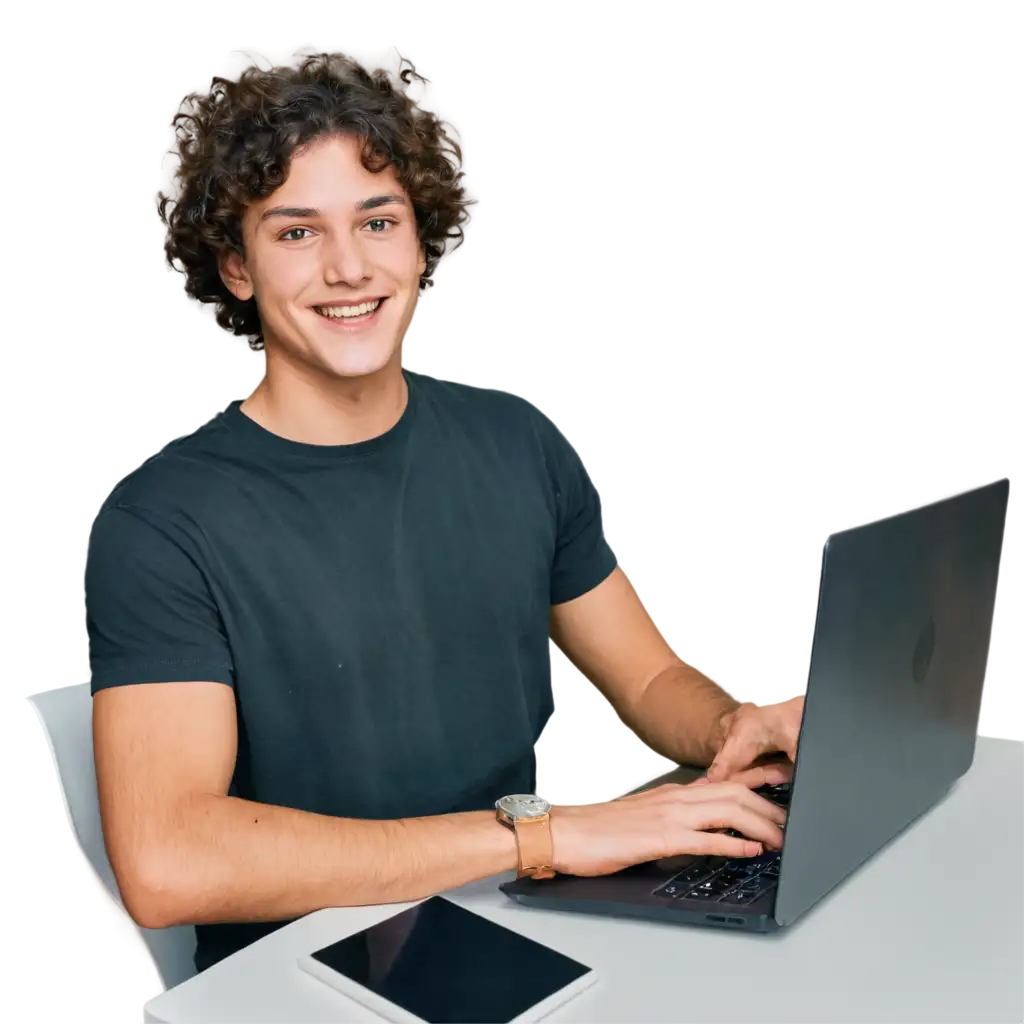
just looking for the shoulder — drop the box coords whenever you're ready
[407,371,576,483]
[408,369,552,437]
[93,406,234,524]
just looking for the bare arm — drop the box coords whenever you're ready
[549,566,740,767]
[93,681,517,930]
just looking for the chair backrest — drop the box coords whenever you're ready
[26,682,198,990]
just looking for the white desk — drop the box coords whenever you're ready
[144,737,1023,1023]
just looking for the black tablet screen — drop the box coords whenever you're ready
[309,895,593,1023]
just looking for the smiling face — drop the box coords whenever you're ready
[219,133,427,384]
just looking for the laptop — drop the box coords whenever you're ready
[501,479,1010,932]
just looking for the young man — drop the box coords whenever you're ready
[86,51,802,975]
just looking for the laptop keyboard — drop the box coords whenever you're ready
[652,781,790,907]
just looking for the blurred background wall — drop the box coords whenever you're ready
[2,12,1024,1019]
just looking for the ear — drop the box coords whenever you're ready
[417,244,427,278]
[219,248,254,302]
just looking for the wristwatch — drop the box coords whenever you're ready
[495,794,557,880]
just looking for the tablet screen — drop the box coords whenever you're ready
[307,895,594,1023]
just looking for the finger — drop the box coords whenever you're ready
[693,800,786,849]
[723,761,794,789]
[683,830,765,859]
[741,789,788,827]
[659,778,786,827]
[761,760,794,785]
[713,782,788,826]
[707,733,764,782]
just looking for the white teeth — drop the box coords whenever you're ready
[316,299,381,319]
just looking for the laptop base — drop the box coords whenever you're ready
[501,882,779,933]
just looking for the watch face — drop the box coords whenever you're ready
[495,794,551,818]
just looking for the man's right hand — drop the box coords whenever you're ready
[549,763,790,877]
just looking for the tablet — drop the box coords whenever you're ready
[296,895,599,1023]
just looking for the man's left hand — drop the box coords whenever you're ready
[705,695,805,782]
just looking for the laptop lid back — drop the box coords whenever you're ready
[773,479,1009,927]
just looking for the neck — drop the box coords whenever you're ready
[241,356,408,447]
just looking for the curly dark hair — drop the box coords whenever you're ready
[156,50,476,351]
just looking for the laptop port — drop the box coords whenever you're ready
[706,914,726,922]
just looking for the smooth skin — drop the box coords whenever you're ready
[95,132,803,930]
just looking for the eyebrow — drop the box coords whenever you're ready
[259,194,409,222]
[356,194,407,212]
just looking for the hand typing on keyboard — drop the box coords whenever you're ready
[692,758,794,788]
[549,764,788,878]
[651,781,791,907]
[705,696,804,783]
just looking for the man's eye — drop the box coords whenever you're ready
[280,227,312,241]
[366,218,396,233]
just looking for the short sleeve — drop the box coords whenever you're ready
[85,504,235,694]
[533,410,618,605]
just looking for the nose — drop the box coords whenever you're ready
[321,229,374,286]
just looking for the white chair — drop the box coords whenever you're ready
[26,682,198,990]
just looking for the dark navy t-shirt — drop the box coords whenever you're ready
[84,367,617,974]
